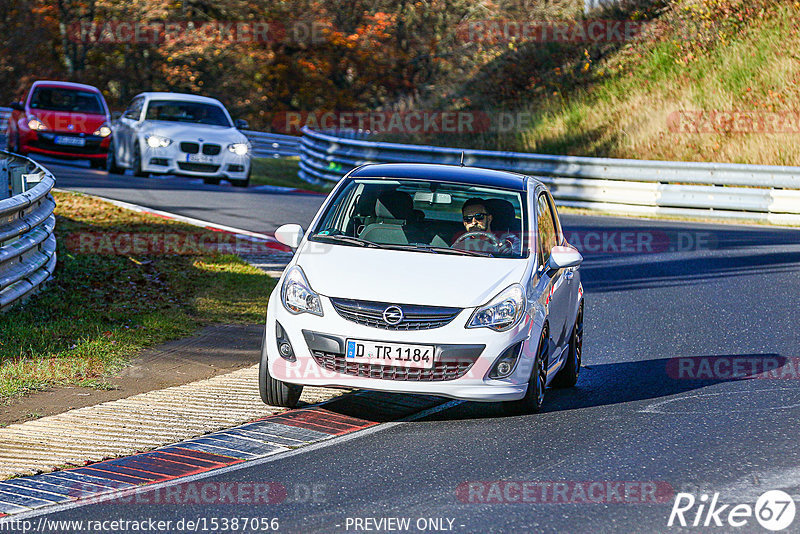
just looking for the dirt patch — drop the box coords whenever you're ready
[0,323,263,426]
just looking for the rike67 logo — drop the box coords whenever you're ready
[668,491,796,531]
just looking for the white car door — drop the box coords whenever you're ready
[549,190,580,338]
[536,190,572,361]
[116,96,144,166]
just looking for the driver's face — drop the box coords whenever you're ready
[463,205,492,232]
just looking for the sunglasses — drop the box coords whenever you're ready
[463,212,488,223]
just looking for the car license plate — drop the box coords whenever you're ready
[54,136,85,147]
[187,154,215,163]
[345,339,435,369]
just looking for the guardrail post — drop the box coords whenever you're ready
[0,158,8,199]
[9,161,28,196]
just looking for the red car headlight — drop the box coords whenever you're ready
[27,116,46,131]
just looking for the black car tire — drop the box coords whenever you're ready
[552,302,584,389]
[132,143,147,177]
[503,326,548,415]
[259,328,303,408]
[8,133,23,155]
[203,176,221,185]
[106,141,123,174]
[230,164,251,188]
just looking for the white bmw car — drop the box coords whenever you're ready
[107,92,252,186]
[260,163,585,414]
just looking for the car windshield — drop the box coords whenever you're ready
[29,87,104,114]
[144,100,231,127]
[310,178,528,259]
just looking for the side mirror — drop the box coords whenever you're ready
[274,224,304,249]
[10,102,24,112]
[111,111,122,121]
[547,245,583,270]
[234,119,249,130]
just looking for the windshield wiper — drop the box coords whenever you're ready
[311,234,382,248]
[310,236,491,256]
[414,245,491,257]
[379,243,491,257]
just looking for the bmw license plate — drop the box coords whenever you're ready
[54,136,85,147]
[345,340,435,369]
[187,154,215,163]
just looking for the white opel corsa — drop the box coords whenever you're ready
[261,163,584,413]
[107,92,252,186]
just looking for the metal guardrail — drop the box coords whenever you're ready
[584,0,621,12]
[0,107,9,147]
[298,127,800,224]
[241,129,300,158]
[0,152,57,312]
[0,107,300,158]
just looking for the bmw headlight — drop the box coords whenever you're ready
[93,123,112,137]
[467,284,525,331]
[281,266,323,316]
[228,142,249,156]
[146,135,172,148]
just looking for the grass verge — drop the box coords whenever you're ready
[385,2,799,167]
[250,157,334,193]
[0,191,275,402]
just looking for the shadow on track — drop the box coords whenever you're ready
[303,354,788,422]
[559,218,800,294]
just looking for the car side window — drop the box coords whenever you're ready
[123,98,143,120]
[544,191,563,245]
[537,192,558,268]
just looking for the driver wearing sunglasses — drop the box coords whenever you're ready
[454,198,520,255]
[461,198,494,233]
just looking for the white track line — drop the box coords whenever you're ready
[53,189,279,242]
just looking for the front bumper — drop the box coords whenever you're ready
[265,287,539,402]
[140,142,250,179]
[23,131,110,159]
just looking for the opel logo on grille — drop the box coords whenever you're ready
[382,306,404,325]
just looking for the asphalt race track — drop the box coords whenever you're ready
[44,157,323,234]
[31,159,800,533]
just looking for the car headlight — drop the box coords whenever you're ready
[467,284,526,331]
[281,266,323,316]
[27,117,46,131]
[94,124,112,137]
[228,142,249,156]
[146,135,172,148]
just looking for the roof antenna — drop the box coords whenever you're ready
[459,151,465,167]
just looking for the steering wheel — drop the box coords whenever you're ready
[452,231,502,253]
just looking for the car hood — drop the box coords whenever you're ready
[141,121,246,143]
[32,110,107,134]
[295,242,529,308]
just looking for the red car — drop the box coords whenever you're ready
[6,80,111,168]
